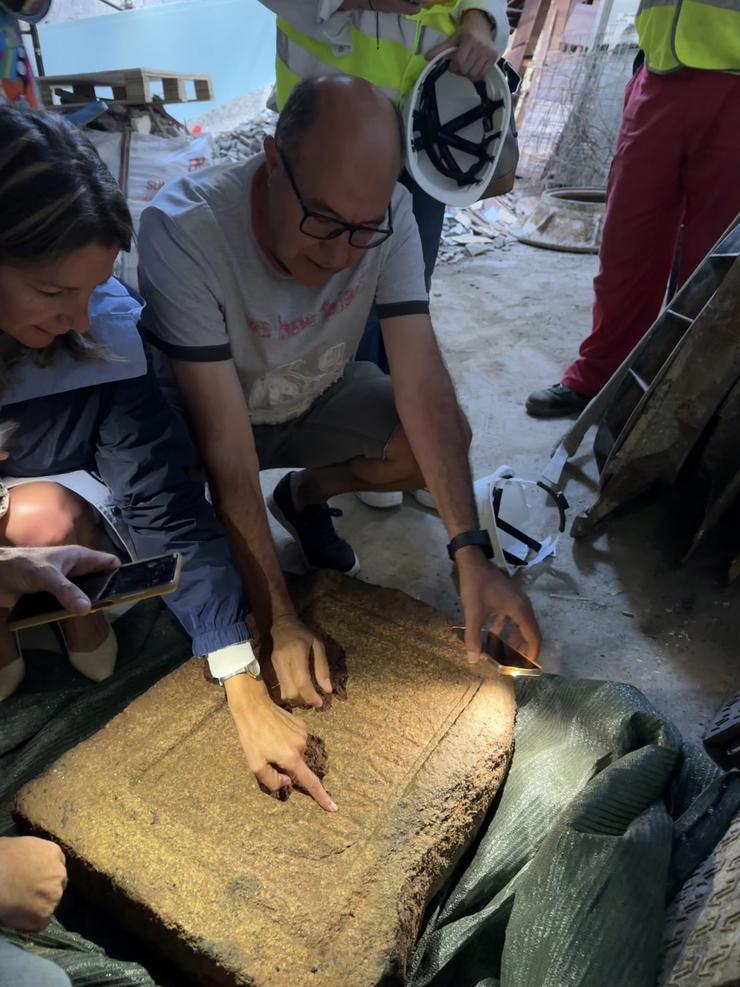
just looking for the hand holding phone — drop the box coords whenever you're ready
[8,553,182,631]
[453,626,543,677]
[0,545,120,610]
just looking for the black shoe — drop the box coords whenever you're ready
[268,472,360,576]
[526,383,590,418]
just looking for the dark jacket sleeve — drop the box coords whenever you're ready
[94,355,251,656]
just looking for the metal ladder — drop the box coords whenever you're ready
[542,215,740,537]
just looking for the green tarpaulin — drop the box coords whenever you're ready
[410,676,739,987]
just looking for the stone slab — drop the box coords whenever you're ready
[14,572,516,987]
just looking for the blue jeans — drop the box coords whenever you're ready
[0,941,71,987]
[355,171,445,372]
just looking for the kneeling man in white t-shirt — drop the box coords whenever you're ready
[139,75,540,812]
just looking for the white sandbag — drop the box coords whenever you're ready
[88,131,214,290]
[124,132,213,206]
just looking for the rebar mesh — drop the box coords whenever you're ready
[517,27,639,188]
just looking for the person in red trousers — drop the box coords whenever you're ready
[526,3,740,418]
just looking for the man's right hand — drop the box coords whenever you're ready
[224,674,338,812]
[270,613,332,709]
[0,836,67,932]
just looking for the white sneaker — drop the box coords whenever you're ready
[356,491,403,509]
[413,489,437,511]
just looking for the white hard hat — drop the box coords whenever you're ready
[402,50,512,207]
[474,466,569,575]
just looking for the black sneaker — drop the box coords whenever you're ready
[268,472,360,576]
[526,383,590,418]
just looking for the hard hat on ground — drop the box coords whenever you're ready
[474,466,569,576]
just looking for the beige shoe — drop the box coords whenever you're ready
[60,618,118,684]
[0,654,24,700]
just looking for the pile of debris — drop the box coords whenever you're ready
[438,191,538,264]
[212,110,277,163]
[79,97,191,138]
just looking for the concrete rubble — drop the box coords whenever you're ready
[212,110,277,163]
[439,193,537,264]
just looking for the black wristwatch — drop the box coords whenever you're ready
[447,529,494,561]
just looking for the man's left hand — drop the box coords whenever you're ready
[425,10,498,82]
[456,549,541,661]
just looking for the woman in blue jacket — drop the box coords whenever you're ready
[0,106,335,816]
[0,104,254,697]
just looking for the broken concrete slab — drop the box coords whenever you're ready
[513,187,606,254]
[14,571,516,987]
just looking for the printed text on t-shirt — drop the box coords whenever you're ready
[246,282,363,340]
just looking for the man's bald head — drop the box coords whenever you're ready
[275,76,404,179]
[263,76,405,287]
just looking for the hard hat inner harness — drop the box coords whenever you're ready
[491,480,568,568]
[411,59,504,187]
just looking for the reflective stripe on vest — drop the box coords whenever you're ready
[274,9,455,110]
[276,31,399,106]
[635,0,740,73]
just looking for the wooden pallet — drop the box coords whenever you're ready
[38,68,213,108]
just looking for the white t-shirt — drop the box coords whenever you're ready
[138,154,429,425]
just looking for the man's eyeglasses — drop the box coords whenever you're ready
[279,148,393,250]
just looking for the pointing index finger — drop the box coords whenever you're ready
[291,760,337,813]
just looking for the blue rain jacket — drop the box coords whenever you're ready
[0,278,250,656]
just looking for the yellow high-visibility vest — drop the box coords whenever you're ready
[635,0,740,73]
[275,3,464,110]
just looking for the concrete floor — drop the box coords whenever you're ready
[268,241,738,743]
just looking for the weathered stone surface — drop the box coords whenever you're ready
[15,572,516,987]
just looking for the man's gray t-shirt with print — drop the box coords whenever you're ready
[138,154,429,425]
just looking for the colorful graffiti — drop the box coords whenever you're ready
[1,0,51,107]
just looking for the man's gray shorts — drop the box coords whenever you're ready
[252,362,399,470]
